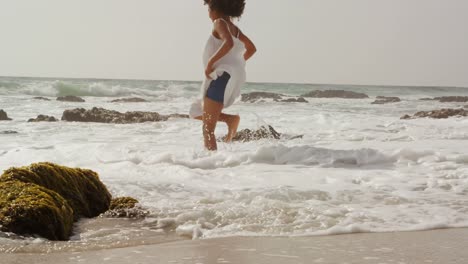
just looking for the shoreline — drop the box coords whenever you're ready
[2,228,467,264]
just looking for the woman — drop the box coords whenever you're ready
[190,0,257,151]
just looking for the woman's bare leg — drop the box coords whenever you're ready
[202,97,224,151]
[195,113,240,143]
[218,113,240,142]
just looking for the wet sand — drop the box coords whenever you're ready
[2,228,467,264]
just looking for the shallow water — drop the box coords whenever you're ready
[1,77,468,253]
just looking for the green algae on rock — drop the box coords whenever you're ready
[1,162,112,219]
[0,163,144,240]
[0,181,74,240]
[104,197,149,218]
[109,197,139,210]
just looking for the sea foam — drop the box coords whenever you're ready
[1,77,467,252]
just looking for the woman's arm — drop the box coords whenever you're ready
[205,19,234,79]
[239,31,257,61]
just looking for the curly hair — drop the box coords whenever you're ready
[204,0,246,18]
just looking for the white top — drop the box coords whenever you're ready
[189,18,246,118]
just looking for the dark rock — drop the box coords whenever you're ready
[435,96,468,103]
[419,96,468,103]
[0,110,12,121]
[28,115,58,122]
[0,130,18,134]
[401,108,468,119]
[103,197,149,218]
[33,97,51,101]
[465,105,468,109]
[167,113,190,119]
[0,162,112,240]
[279,97,309,103]
[231,125,282,142]
[110,97,148,103]
[301,90,369,99]
[371,96,401,104]
[241,92,284,102]
[62,107,188,124]
[221,125,303,142]
[57,96,85,102]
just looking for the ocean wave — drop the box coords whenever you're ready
[0,79,201,98]
[136,184,468,239]
[98,144,448,171]
[138,144,396,169]
[54,81,124,97]
[0,81,20,89]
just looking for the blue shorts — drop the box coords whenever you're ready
[206,72,231,104]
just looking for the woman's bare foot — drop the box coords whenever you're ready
[198,113,240,144]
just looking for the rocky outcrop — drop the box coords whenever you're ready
[109,197,139,210]
[2,162,112,219]
[57,96,85,102]
[110,97,148,103]
[0,110,12,121]
[0,130,18,134]
[28,115,58,122]
[277,97,308,103]
[241,92,284,102]
[435,96,468,103]
[0,162,112,240]
[0,180,74,241]
[230,125,281,142]
[371,96,401,104]
[401,108,468,119]
[418,96,468,103]
[103,197,148,218]
[241,92,308,103]
[223,125,303,142]
[61,107,189,124]
[33,97,51,101]
[301,90,369,99]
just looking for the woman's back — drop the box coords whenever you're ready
[203,19,246,73]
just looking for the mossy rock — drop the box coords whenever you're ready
[109,197,139,210]
[0,162,112,219]
[0,163,142,240]
[104,197,148,218]
[0,181,74,240]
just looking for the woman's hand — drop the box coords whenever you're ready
[238,30,257,61]
[205,63,215,79]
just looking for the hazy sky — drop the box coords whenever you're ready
[1,0,467,86]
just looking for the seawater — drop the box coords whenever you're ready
[1,77,467,253]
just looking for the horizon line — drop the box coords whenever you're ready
[0,75,467,90]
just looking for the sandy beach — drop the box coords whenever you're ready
[2,1,468,263]
[2,228,467,264]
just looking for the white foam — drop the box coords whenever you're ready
[1,78,467,250]
[139,145,398,170]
